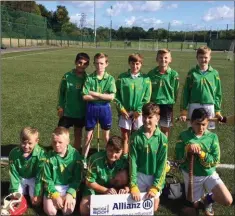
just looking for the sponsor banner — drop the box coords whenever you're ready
[90,193,154,215]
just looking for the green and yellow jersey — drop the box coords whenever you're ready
[82,71,116,104]
[9,144,46,196]
[129,126,168,192]
[57,69,88,118]
[180,65,222,114]
[42,145,83,199]
[115,70,151,113]
[175,127,220,176]
[148,66,179,105]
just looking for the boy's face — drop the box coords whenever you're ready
[51,134,69,154]
[21,134,39,154]
[197,53,211,68]
[106,145,123,164]
[191,119,209,136]
[142,114,160,130]
[129,61,142,74]
[75,58,89,73]
[157,53,171,68]
[94,57,108,73]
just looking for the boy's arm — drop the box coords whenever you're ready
[34,151,47,197]
[67,159,83,199]
[214,74,222,115]
[89,91,115,101]
[57,75,67,111]
[82,77,97,101]
[174,136,188,164]
[42,159,59,199]
[9,157,21,193]
[180,73,192,116]
[114,77,125,112]
[136,77,152,113]
[198,135,220,168]
[129,135,138,190]
[173,73,180,103]
[152,140,168,192]
[86,181,109,194]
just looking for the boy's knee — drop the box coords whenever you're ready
[44,207,57,216]
[224,195,233,206]
[154,198,160,212]
[80,197,90,216]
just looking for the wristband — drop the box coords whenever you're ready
[199,151,206,159]
[51,192,60,199]
[149,186,159,195]
[130,186,140,193]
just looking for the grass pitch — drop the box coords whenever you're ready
[1,47,234,215]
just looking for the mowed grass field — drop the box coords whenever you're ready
[1,47,234,215]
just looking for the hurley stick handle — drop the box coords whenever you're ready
[187,153,194,203]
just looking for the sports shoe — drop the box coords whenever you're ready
[204,202,214,216]
[83,161,87,169]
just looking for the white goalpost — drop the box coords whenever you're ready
[138,39,158,51]
[227,40,235,61]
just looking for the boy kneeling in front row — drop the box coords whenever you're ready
[80,136,129,216]
[175,108,232,215]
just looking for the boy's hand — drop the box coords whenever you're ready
[130,186,141,201]
[118,186,129,194]
[179,115,187,122]
[133,111,141,120]
[57,108,64,118]
[120,109,129,120]
[63,194,75,214]
[186,144,201,154]
[52,196,64,209]
[31,196,42,206]
[215,112,223,122]
[106,188,117,194]
[146,186,158,199]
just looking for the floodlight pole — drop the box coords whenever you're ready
[109,6,112,48]
[94,1,96,47]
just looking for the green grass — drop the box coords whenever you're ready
[1,47,234,215]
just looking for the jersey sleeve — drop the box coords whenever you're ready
[174,135,187,164]
[9,151,21,193]
[173,73,180,103]
[108,76,117,94]
[214,74,222,113]
[57,75,67,109]
[67,156,83,199]
[180,72,192,113]
[86,156,98,183]
[34,150,47,196]
[114,76,125,112]
[152,138,168,191]
[198,134,220,168]
[129,134,138,188]
[82,76,91,95]
[42,158,58,198]
[136,77,152,113]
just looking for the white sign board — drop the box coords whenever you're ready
[90,193,154,215]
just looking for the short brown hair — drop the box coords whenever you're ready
[128,53,143,64]
[196,46,211,57]
[156,48,171,58]
[94,53,108,63]
[52,127,70,140]
[142,102,160,116]
[20,127,39,142]
[106,135,123,151]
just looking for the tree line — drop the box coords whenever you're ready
[1,1,234,42]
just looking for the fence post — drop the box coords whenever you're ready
[25,24,27,47]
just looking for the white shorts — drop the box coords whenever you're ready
[137,172,161,199]
[118,111,143,131]
[18,177,35,198]
[188,103,215,129]
[182,170,223,202]
[55,185,69,197]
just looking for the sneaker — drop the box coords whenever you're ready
[204,202,214,216]
[83,161,87,169]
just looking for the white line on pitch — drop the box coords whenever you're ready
[217,164,235,169]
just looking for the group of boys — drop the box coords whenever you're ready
[7,46,233,216]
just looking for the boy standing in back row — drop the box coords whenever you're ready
[115,53,151,154]
[179,46,223,129]
[57,52,90,150]
[82,53,116,162]
[148,49,179,137]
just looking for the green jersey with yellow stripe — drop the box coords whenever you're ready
[9,144,46,196]
[115,70,151,113]
[175,127,220,176]
[42,145,83,199]
[82,71,116,104]
[57,69,87,118]
[84,151,128,196]
[129,126,168,191]
[148,66,179,105]
[180,65,222,113]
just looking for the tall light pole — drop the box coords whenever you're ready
[109,5,113,48]
[94,1,96,47]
